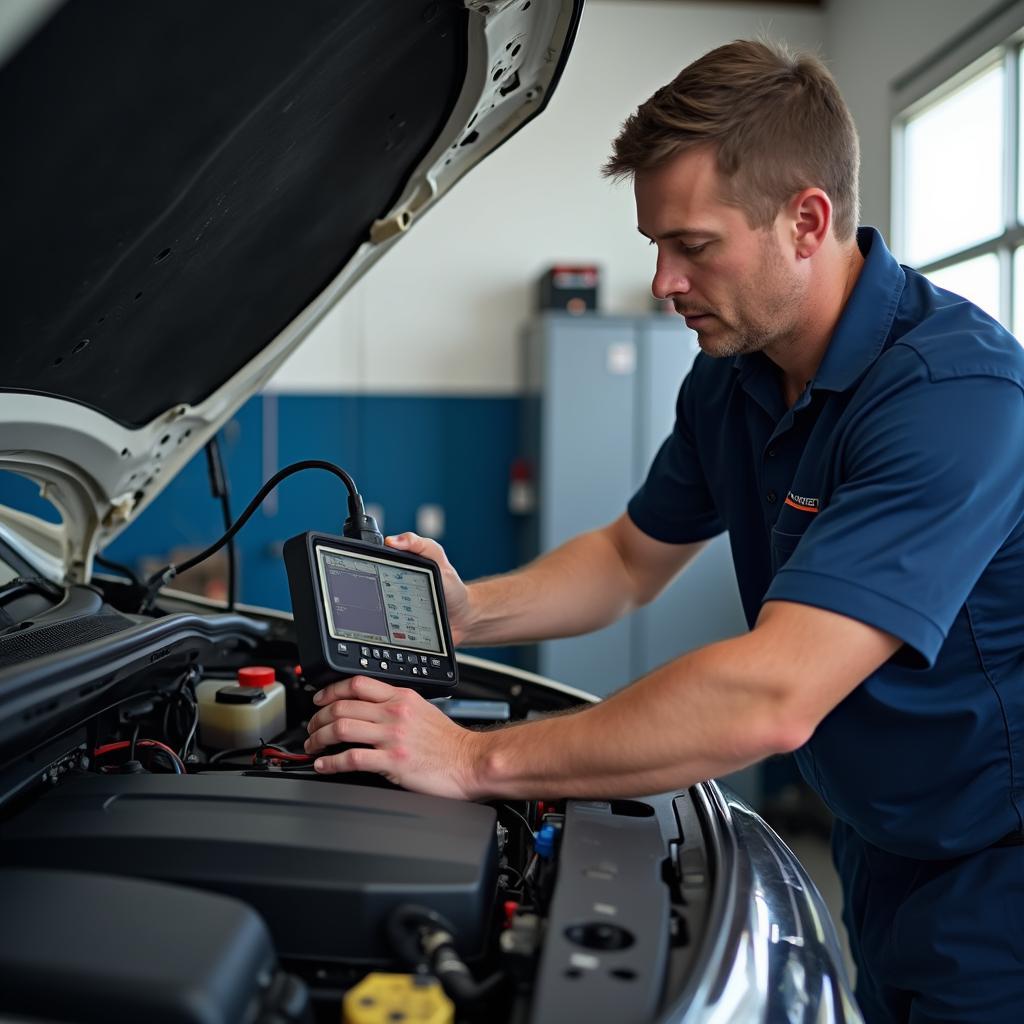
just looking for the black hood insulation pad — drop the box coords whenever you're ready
[0,0,467,426]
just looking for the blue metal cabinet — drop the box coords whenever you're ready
[521,313,746,697]
[522,314,639,691]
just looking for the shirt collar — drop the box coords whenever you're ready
[812,227,906,392]
[732,227,906,394]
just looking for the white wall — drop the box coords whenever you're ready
[826,0,995,245]
[271,1,825,395]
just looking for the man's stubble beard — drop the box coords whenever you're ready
[697,231,804,360]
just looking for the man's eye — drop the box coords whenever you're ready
[646,239,709,254]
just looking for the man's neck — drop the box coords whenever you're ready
[768,240,865,407]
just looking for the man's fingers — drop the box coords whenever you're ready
[305,717,388,753]
[385,531,426,553]
[305,707,379,747]
[313,746,394,777]
[312,675,396,706]
[386,531,447,565]
[306,698,383,736]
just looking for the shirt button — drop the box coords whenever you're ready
[766,490,778,504]
[767,448,777,458]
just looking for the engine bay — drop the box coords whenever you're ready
[0,579,713,1024]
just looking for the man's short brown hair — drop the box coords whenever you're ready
[604,39,860,241]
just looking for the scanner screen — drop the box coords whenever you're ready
[315,545,444,655]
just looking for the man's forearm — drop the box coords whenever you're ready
[460,631,806,799]
[460,528,640,647]
[455,600,902,801]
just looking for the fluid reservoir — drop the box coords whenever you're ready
[197,667,287,750]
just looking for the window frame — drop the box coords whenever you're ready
[891,0,1024,329]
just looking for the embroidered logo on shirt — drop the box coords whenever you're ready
[784,492,820,513]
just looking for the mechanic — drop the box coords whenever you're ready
[306,40,1024,1022]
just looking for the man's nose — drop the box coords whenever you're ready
[652,260,690,300]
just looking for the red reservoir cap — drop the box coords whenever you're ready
[237,666,275,688]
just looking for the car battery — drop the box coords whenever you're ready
[538,265,599,314]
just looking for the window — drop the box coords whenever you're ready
[892,3,1024,334]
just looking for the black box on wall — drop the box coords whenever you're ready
[538,265,599,314]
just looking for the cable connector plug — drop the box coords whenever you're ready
[534,822,561,859]
[344,493,384,546]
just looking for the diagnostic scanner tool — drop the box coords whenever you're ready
[284,531,458,696]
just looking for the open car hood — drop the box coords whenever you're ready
[0,0,582,582]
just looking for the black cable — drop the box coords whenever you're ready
[128,723,140,762]
[387,905,504,1005]
[94,554,141,587]
[205,436,236,611]
[162,694,173,743]
[158,669,198,758]
[139,459,366,612]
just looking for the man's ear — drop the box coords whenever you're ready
[785,188,832,259]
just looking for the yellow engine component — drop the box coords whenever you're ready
[342,972,454,1024]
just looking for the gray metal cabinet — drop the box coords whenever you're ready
[521,313,747,697]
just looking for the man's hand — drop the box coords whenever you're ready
[304,676,480,799]
[385,533,473,646]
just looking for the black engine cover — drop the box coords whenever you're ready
[0,869,310,1023]
[0,773,498,963]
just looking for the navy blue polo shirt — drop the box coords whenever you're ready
[628,227,1024,859]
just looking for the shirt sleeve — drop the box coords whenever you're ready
[765,373,1024,667]
[627,369,725,544]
